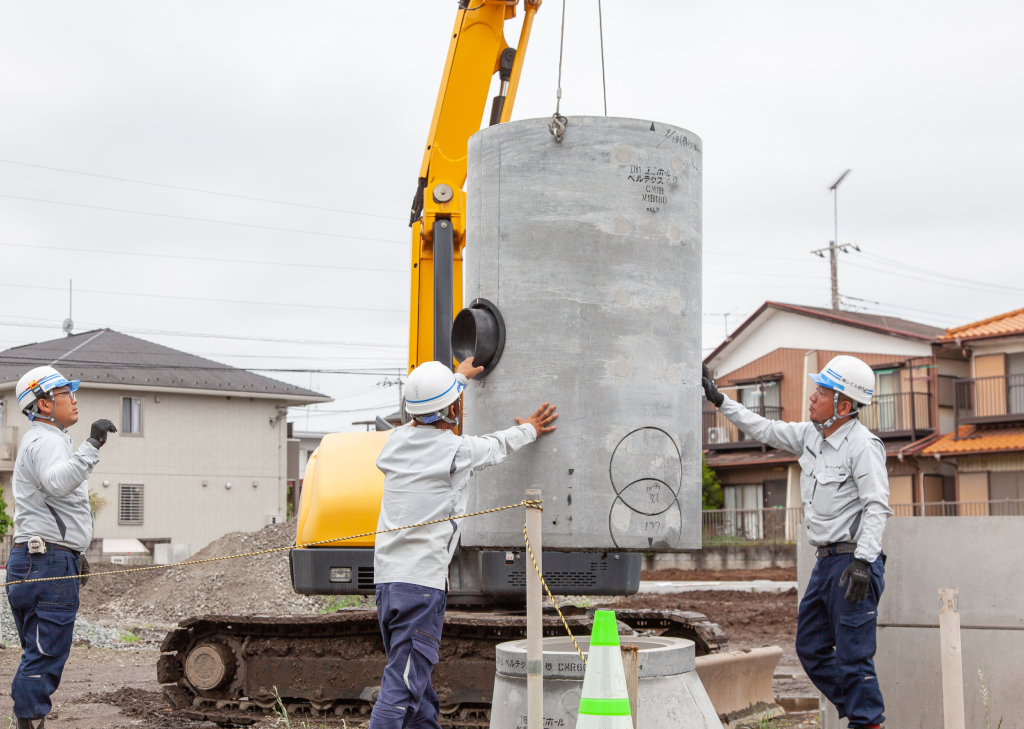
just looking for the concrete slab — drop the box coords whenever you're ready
[638,580,797,594]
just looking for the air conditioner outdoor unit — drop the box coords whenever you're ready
[706,427,731,445]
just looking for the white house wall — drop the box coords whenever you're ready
[1,388,288,554]
[710,309,933,378]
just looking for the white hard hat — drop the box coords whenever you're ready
[404,361,464,417]
[809,355,875,406]
[17,365,80,415]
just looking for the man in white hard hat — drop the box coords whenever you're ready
[702,355,891,729]
[7,366,116,728]
[369,357,557,729]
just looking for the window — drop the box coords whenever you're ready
[739,381,781,417]
[122,397,142,434]
[119,484,144,525]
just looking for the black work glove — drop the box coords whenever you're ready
[839,558,872,603]
[701,364,724,407]
[87,419,117,449]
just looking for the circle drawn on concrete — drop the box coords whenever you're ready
[609,426,682,499]
[618,478,677,516]
[609,494,681,549]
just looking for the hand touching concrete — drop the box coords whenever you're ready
[516,403,558,436]
[702,364,724,408]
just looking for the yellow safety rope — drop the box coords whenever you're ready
[0,499,542,587]
[3,497,589,667]
[522,515,587,666]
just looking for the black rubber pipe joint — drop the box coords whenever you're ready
[451,298,505,376]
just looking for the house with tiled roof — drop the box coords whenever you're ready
[0,330,330,558]
[921,307,1024,513]
[703,302,970,522]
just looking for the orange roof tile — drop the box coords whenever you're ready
[922,425,1024,456]
[937,307,1024,341]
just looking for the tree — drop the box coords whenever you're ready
[0,492,13,536]
[702,455,723,510]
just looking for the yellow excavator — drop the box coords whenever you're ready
[156,3,734,725]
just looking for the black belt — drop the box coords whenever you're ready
[816,542,857,558]
[13,542,81,559]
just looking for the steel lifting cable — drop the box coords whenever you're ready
[548,0,568,142]
[0,499,542,587]
[598,0,607,116]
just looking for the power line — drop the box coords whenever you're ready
[838,294,970,323]
[0,242,407,275]
[0,158,407,221]
[0,281,407,315]
[841,259,1024,297]
[0,317,406,349]
[856,250,1024,295]
[0,353,400,375]
[0,194,409,246]
[288,403,397,415]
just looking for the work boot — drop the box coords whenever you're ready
[17,718,45,729]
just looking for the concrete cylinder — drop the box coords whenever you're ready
[490,636,721,729]
[461,116,703,552]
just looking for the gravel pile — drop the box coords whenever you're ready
[86,518,324,623]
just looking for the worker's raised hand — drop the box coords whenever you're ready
[87,419,117,449]
[516,402,558,436]
[702,364,725,408]
[456,356,485,380]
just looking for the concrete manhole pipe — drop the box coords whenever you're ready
[490,635,721,729]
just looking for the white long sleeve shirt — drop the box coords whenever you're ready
[374,421,537,590]
[718,395,892,562]
[12,421,99,553]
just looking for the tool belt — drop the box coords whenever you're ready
[13,541,81,559]
[816,542,857,558]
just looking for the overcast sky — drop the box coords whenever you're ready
[1,1,1022,433]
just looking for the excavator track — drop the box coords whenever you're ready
[158,607,727,727]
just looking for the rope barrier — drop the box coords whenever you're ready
[3,496,589,667]
[0,499,541,587]
[523,520,587,666]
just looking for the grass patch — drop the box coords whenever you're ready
[119,632,141,643]
[318,595,371,614]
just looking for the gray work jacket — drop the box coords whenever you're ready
[374,421,536,590]
[12,421,99,553]
[718,395,892,562]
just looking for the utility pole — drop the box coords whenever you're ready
[811,170,859,310]
[62,280,74,336]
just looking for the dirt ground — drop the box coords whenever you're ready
[0,587,813,728]
[641,566,797,582]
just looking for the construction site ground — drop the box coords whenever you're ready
[0,521,815,727]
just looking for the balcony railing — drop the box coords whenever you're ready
[955,374,1024,429]
[701,500,1024,545]
[703,405,782,448]
[702,507,804,544]
[859,392,932,437]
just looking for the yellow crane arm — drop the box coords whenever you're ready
[407,0,541,374]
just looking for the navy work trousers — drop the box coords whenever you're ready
[797,552,886,727]
[6,546,80,719]
[369,582,447,729]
